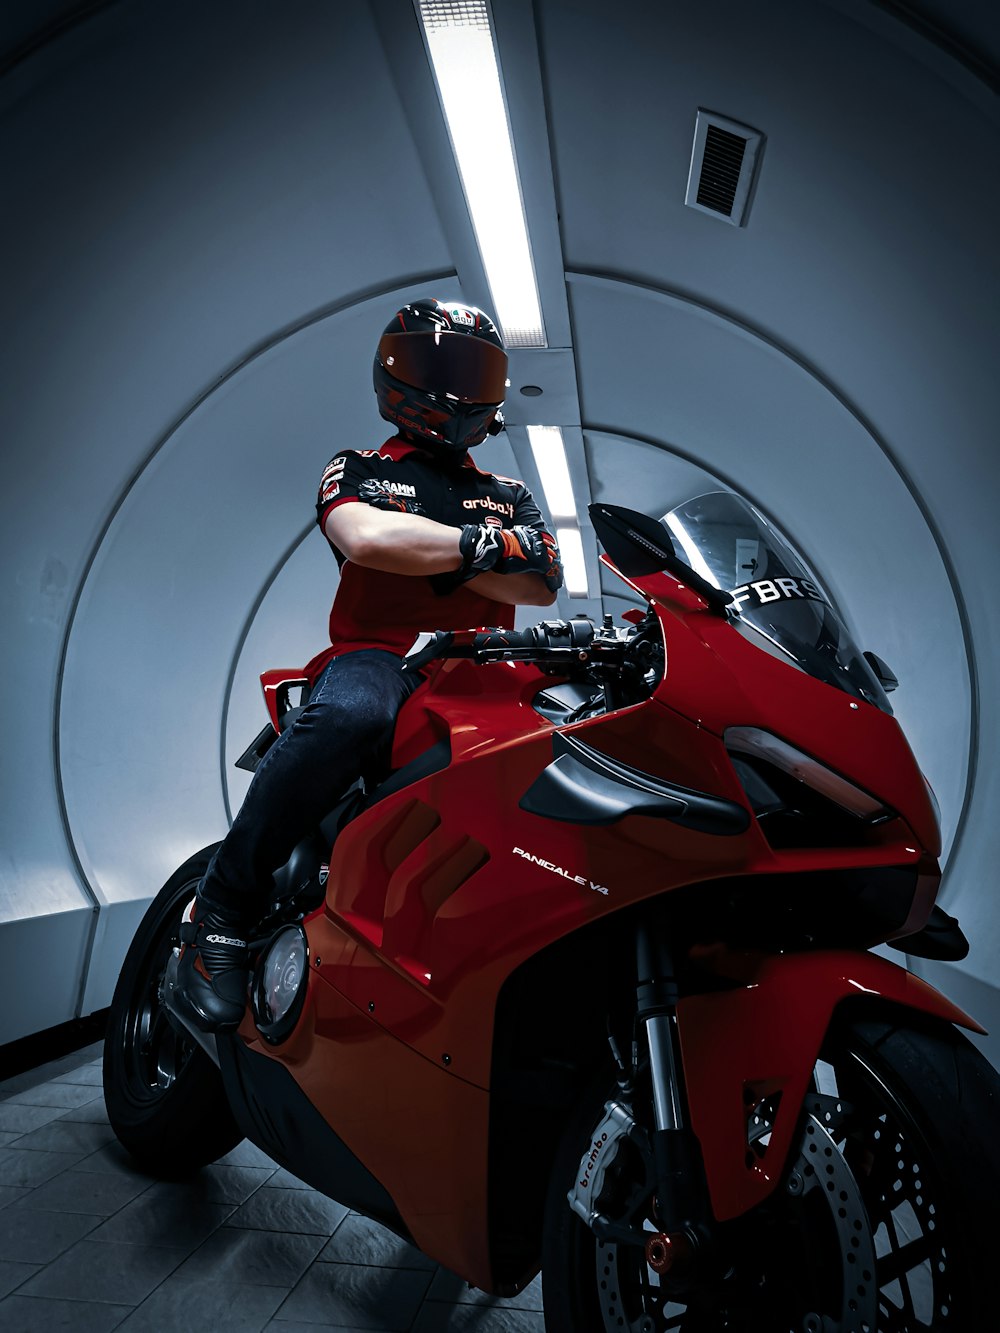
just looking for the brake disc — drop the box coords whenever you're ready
[572,1093,878,1333]
[785,1096,879,1333]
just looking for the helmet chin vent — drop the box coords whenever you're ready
[685,110,765,226]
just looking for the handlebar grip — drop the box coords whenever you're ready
[471,627,536,653]
[472,619,595,655]
[403,617,597,671]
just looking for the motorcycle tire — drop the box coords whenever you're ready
[542,1011,1000,1332]
[103,845,244,1177]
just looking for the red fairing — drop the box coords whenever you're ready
[240,563,968,1288]
[613,560,941,857]
[238,949,494,1285]
[258,670,308,736]
[676,948,983,1222]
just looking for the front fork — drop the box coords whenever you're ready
[634,924,713,1245]
[569,922,714,1273]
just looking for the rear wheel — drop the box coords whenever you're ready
[543,1013,1000,1331]
[103,846,244,1175]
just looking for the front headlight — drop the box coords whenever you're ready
[725,726,892,823]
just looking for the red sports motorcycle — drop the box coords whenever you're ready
[105,492,1000,1331]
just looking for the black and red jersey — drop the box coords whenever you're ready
[305,436,552,682]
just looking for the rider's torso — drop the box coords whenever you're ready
[308,437,544,679]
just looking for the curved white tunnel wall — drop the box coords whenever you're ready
[1,0,997,1054]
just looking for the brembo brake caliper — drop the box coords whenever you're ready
[567,1101,653,1247]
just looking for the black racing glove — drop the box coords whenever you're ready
[461,523,564,592]
[494,526,564,593]
[430,524,564,596]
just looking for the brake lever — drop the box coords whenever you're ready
[402,630,454,673]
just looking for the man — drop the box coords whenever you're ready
[174,298,564,1032]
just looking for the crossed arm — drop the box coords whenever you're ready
[324,503,558,607]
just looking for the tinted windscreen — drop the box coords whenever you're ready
[665,492,892,713]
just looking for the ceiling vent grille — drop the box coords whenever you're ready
[686,110,764,227]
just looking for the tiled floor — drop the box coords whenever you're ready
[0,1043,544,1331]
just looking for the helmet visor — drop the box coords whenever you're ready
[378,332,508,404]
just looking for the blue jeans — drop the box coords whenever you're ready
[200,649,422,918]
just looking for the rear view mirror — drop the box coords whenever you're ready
[863,651,899,692]
[589,503,733,613]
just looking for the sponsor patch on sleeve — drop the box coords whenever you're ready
[321,456,346,486]
[319,456,348,504]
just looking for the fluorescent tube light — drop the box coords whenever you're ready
[525,427,586,594]
[416,0,545,348]
[556,525,589,597]
[527,425,577,521]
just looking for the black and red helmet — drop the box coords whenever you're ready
[373,298,508,453]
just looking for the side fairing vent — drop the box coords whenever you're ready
[685,110,765,226]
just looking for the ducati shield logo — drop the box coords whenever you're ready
[318,864,329,887]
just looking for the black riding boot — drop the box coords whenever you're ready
[174,896,252,1032]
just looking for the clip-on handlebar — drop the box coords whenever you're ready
[402,617,600,674]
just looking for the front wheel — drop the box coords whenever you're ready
[542,1013,1000,1331]
[103,846,244,1176]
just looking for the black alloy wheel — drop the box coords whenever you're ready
[103,845,244,1176]
[121,880,196,1100]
